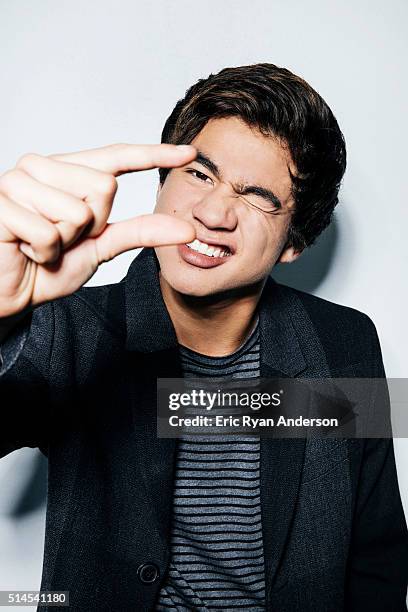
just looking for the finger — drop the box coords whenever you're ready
[0,193,61,263]
[16,154,117,200]
[15,145,196,238]
[94,214,195,264]
[0,169,93,248]
[49,143,197,176]
[16,155,117,237]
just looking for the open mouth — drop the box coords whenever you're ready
[185,239,232,258]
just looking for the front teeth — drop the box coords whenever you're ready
[198,242,208,254]
[186,239,230,258]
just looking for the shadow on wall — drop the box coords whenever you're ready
[272,217,339,293]
[4,218,339,518]
[0,449,47,519]
[11,452,48,518]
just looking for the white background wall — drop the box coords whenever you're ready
[1,0,407,601]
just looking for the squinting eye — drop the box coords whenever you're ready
[239,195,281,214]
[186,169,212,184]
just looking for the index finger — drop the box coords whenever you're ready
[50,143,197,176]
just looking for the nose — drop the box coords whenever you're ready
[192,185,238,231]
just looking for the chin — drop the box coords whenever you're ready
[162,272,226,298]
[162,270,264,303]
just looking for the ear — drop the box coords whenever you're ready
[278,245,303,264]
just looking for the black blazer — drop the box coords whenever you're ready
[1,248,407,611]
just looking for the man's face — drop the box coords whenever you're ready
[154,117,299,298]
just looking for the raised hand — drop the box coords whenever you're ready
[0,143,196,318]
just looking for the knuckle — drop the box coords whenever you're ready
[32,251,51,264]
[35,249,59,264]
[38,224,60,249]
[47,152,63,161]
[70,203,93,228]
[0,169,17,192]
[0,168,26,191]
[16,152,43,171]
[97,174,118,196]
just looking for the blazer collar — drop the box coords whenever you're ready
[259,276,307,377]
[124,248,307,378]
[124,248,179,352]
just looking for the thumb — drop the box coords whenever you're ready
[94,213,195,263]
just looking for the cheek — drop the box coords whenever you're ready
[243,216,271,253]
[155,175,193,217]
[243,216,289,266]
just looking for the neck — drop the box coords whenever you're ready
[159,276,265,357]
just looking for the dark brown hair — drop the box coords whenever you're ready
[159,63,346,250]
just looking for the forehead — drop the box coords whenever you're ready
[190,117,294,199]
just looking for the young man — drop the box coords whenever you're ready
[0,64,407,611]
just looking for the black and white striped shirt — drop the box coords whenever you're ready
[156,321,265,611]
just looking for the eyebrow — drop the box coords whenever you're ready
[194,150,283,209]
[195,151,221,178]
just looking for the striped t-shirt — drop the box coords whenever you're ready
[155,321,265,611]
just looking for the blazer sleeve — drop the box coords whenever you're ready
[345,320,408,611]
[0,303,55,458]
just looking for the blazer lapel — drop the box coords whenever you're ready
[124,249,181,548]
[259,277,331,603]
[128,350,180,547]
[259,278,306,599]
[260,434,306,600]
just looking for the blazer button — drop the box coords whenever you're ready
[137,563,160,584]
